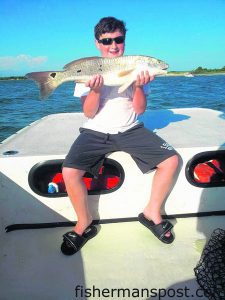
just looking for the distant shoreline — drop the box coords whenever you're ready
[166,72,225,77]
[0,76,27,81]
[0,72,225,81]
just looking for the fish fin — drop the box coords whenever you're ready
[63,57,101,69]
[73,79,85,83]
[117,69,134,77]
[25,71,62,99]
[118,79,134,93]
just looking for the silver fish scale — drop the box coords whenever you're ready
[25,55,168,98]
[64,55,167,77]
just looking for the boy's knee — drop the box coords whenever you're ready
[168,154,180,172]
[169,154,179,169]
[62,167,85,182]
[62,167,71,182]
[159,154,179,171]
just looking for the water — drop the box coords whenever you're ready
[0,75,225,142]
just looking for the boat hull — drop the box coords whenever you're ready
[1,108,225,299]
[1,108,225,231]
[1,147,225,233]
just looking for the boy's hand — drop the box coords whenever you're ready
[135,71,154,88]
[85,74,104,93]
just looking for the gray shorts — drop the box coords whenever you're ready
[63,123,177,177]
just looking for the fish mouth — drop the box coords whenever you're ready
[161,63,169,70]
[157,59,169,70]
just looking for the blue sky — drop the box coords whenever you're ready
[1,0,225,76]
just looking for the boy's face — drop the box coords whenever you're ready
[95,30,125,58]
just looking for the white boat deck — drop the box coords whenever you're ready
[1,108,225,299]
[0,108,225,157]
[2,216,224,300]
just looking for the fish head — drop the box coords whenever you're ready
[136,55,169,71]
[132,55,168,76]
[133,65,167,77]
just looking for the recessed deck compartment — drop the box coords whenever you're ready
[186,150,225,188]
[28,158,125,197]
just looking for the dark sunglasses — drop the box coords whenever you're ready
[98,36,125,45]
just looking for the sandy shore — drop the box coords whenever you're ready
[166,72,225,77]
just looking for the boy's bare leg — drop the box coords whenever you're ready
[62,167,93,235]
[62,156,178,236]
[143,155,179,235]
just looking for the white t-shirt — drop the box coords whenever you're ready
[74,83,150,134]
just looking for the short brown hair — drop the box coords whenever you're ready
[94,17,127,40]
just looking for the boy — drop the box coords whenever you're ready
[61,17,179,255]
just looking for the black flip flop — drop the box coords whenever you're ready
[138,213,174,244]
[61,225,98,255]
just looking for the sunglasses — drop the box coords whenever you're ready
[98,36,125,45]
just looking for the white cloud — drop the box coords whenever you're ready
[0,54,48,70]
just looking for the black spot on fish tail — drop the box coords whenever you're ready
[25,71,62,99]
[50,72,56,78]
[77,69,81,73]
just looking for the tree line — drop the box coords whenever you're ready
[0,76,26,80]
[192,66,225,74]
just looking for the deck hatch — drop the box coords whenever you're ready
[185,150,225,188]
[28,158,125,197]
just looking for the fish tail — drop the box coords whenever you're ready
[25,71,62,99]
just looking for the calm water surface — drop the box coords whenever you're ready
[0,75,225,142]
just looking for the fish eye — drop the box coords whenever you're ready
[50,72,56,78]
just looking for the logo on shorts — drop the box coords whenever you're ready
[160,142,174,151]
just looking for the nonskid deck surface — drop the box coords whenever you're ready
[1,216,225,300]
[0,108,225,157]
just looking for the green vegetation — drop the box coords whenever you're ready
[168,66,225,75]
[0,76,26,80]
[168,71,187,75]
[191,66,225,74]
[167,66,225,76]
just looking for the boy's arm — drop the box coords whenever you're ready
[132,71,154,115]
[81,75,103,118]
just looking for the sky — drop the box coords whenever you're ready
[0,0,225,76]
